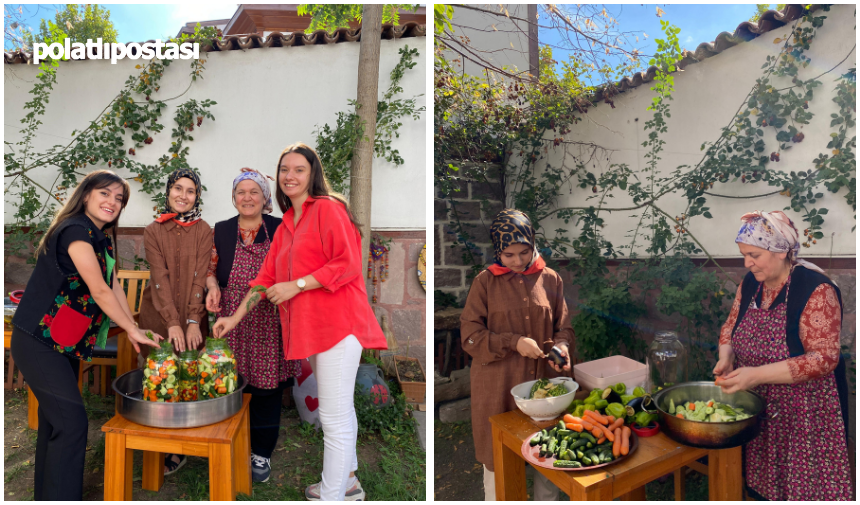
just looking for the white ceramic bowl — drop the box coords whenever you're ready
[511,377,579,422]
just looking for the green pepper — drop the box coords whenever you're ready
[620,394,635,404]
[571,404,586,418]
[632,386,646,398]
[613,382,627,395]
[572,399,584,407]
[594,399,609,410]
[583,403,597,412]
[606,402,626,419]
[634,411,658,428]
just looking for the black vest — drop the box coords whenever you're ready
[212,214,281,288]
[732,266,849,432]
[12,214,114,362]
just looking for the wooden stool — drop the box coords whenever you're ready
[101,394,252,501]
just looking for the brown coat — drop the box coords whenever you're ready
[139,219,212,342]
[460,266,575,471]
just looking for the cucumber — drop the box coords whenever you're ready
[581,455,593,466]
[559,438,569,454]
[557,420,566,431]
[599,449,613,463]
[586,442,593,449]
[547,438,558,455]
[530,435,542,447]
[581,433,597,444]
[557,429,572,437]
[571,439,589,450]
[539,443,548,458]
[553,460,583,468]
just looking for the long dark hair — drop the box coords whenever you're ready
[35,170,130,258]
[274,142,362,236]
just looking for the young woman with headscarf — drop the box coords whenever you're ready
[460,209,575,501]
[211,143,387,501]
[714,210,851,500]
[138,168,213,476]
[204,168,301,483]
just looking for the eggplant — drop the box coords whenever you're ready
[601,387,623,405]
[626,394,658,414]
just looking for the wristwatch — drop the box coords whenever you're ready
[187,319,198,325]
[296,278,307,292]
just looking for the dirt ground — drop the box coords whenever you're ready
[4,387,424,501]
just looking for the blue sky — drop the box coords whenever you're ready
[540,4,771,85]
[7,4,239,49]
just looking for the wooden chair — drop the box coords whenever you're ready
[26,270,150,429]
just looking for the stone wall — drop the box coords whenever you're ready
[434,162,505,304]
[5,227,427,371]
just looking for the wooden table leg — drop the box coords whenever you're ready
[209,443,236,501]
[709,447,743,501]
[568,483,613,501]
[620,486,647,500]
[491,423,526,500]
[104,432,133,501]
[232,406,252,497]
[27,385,38,430]
[142,451,164,492]
[674,467,686,500]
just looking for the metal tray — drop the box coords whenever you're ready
[521,430,639,471]
[112,369,247,429]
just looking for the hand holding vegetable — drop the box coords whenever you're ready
[716,366,761,394]
[547,343,572,373]
[516,337,545,359]
[713,344,735,378]
[168,325,186,353]
[211,315,238,339]
[128,328,163,353]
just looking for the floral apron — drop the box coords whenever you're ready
[732,275,852,501]
[220,222,301,389]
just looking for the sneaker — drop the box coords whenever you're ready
[305,479,366,501]
[251,453,271,483]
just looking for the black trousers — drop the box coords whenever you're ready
[245,379,292,459]
[10,327,88,501]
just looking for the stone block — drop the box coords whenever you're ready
[434,199,448,221]
[482,200,505,220]
[434,225,442,265]
[443,223,492,245]
[833,273,855,314]
[380,241,405,305]
[435,268,462,288]
[449,201,481,221]
[434,307,464,331]
[439,397,472,423]
[116,237,139,270]
[4,256,34,288]
[444,243,486,267]
[408,241,427,262]
[406,266,426,299]
[470,179,503,201]
[840,313,855,349]
[436,180,468,199]
[392,308,425,347]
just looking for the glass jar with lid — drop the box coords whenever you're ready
[646,331,687,394]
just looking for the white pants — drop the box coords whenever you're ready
[483,465,559,501]
[308,335,363,501]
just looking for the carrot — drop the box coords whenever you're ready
[201,372,208,378]
[217,387,227,394]
[606,415,616,424]
[676,413,685,419]
[592,427,602,438]
[167,388,174,394]
[597,436,606,444]
[148,361,156,369]
[594,421,616,442]
[580,419,595,431]
[714,376,725,385]
[612,428,622,457]
[200,379,205,384]
[607,417,624,433]
[583,409,609,425]
[563,414,577,425]
[566,423,584,432]
[214,378,222,386]
[707,401,714,408]
[620,426,631,456]
[567,416,586,424]
[687,403,696,411]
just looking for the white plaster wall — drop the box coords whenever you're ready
[4,36,426,230]
[529,5,855,258]
[444,4,531,79]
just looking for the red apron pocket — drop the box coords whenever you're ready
[50,305,92,347]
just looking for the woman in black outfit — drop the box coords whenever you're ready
[11,170,163,500]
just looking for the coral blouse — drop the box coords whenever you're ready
[250,196,387,360]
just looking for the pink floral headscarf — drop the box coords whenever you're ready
[735,210,826,275]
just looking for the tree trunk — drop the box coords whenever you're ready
[348,4,383,266]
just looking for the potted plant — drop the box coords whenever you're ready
[393,337,425,404]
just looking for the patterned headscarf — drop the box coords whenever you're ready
[158,168,202,225]
[488,209,544,275]
[232,168,274,214]
[735,210,825,274]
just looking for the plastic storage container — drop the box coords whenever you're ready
[646,331,687,394]
[573,355,647,394]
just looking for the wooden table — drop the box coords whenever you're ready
[490,410,743,500]
[101,394,252,501]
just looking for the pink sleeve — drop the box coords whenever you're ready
[719,282,744,346]
[786,284,842,382]
[311,200,362,292]
[249,222,283,291]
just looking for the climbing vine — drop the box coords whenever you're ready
[436,6,854,377]
[4,24,221,266]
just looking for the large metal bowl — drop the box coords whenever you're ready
[652,381,767,449]
[511,377,578,422]
[113,369,247,429]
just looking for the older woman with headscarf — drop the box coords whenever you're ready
[139,168,213,475]
[460,209,575,501]
[204,168,301,483]
[714,210,851,501]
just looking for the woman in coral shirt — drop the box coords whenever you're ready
[212,142,386,501]
[715,210,850,501]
